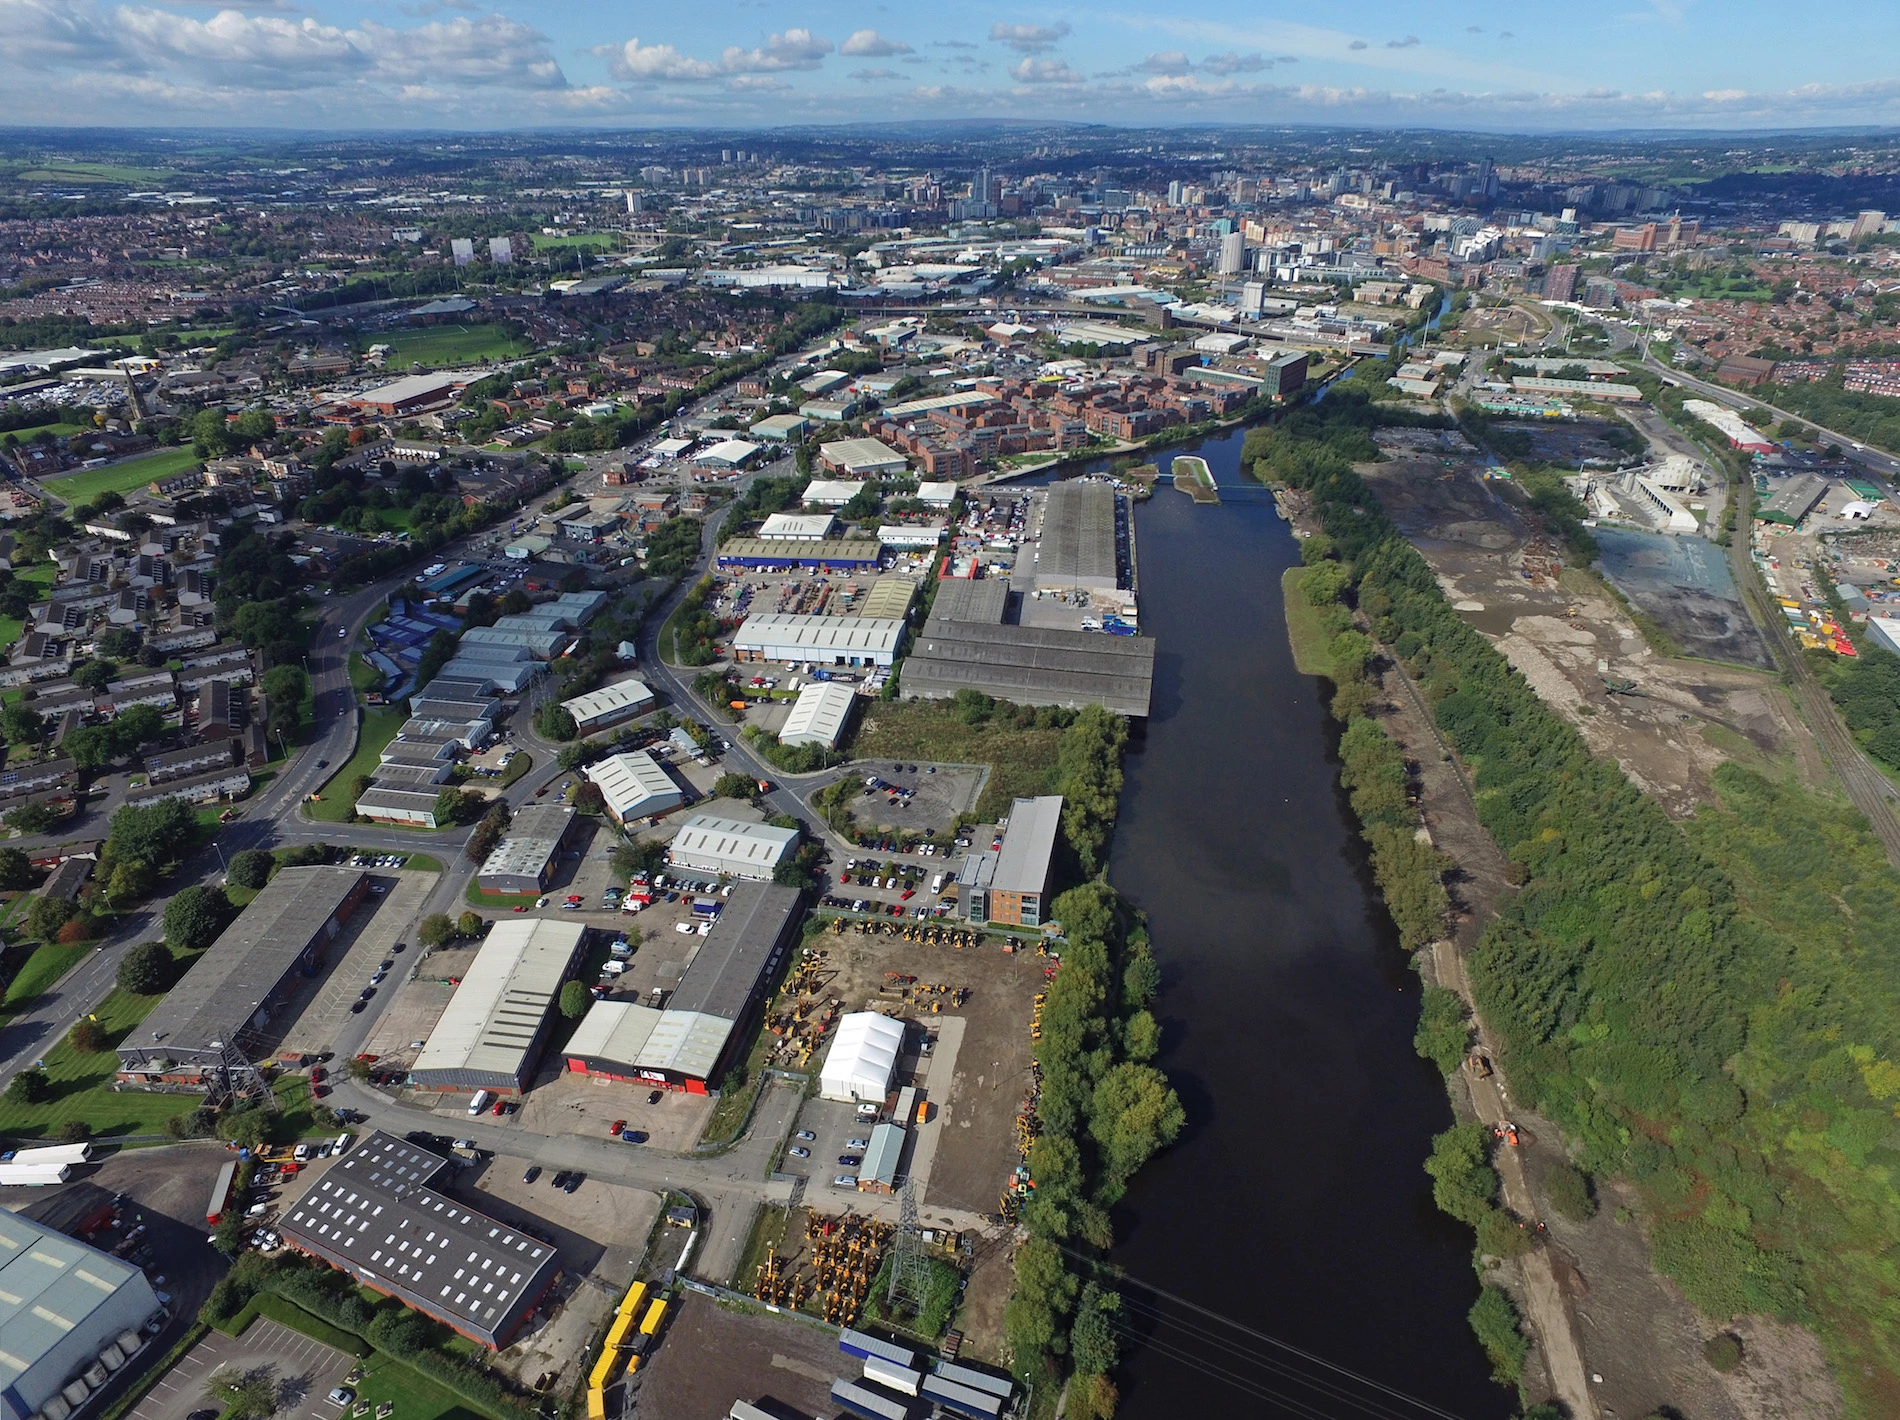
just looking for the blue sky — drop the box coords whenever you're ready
[0,0,1896,131]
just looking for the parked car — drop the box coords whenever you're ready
[788,1147,810,1159]
[831,1176,858,1188]
[796,1129,816,1141]
[647,1089,663,1105]
[837,1155,862,1167]
[523,1166,541,1184]
[846,1138,869,1150]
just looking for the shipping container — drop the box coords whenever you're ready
[929,1360,1014,1400]
[207,1160,239,1224]
[638,1298,667,1336]
[862,1356,921,1396]
[829,1378,912,1420]
[616,1281,649,1319]
[837,1328,918,1370]
[919,1373,1005,1418]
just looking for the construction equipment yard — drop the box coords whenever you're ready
[1354,434,1822,815]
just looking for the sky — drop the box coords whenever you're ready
[0,0,1897,133]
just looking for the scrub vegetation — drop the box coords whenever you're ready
[1252,386,1900,1412]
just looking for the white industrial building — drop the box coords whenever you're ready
[560,681,656,733]
[693,438,763,467]
[585,750,683,825]
[778,682,858,750]
[1684,400,1775,452]
[877,523,947,549]
[0,1209,162,1420]
[757,513,838,542]
[733,614,904,668]
[667,814,800,880]
[410,919,587,1093]
[818,437,909,477]
[801,480,866,508]
[820,1012,906,1103]
[915,482,959,507]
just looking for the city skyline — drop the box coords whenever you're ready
[0,0,1897,132]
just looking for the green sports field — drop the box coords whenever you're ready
[41,446,202,503]
[374,324,530,370]
[530,232,619,251]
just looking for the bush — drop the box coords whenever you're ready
[559,980,590,1018]
[1545,1162,1597,1222]
[6,1069,49,1104]
[457,911,482,936]
[56,1119,92,1144]
[226,848,275,890]
[26,893,77,942]
[117,941,174,994]
[1703,1332,1744,1372]
[1468,1285,1530,1385]
[1413,986,1470,1074]
[55,915,97,944]
[417,913,455,948]
[68,1019,107,1053]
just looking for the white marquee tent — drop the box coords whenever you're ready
[819,1012,906,1103]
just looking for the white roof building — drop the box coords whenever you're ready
[758,512,838,541]
[410,919,587,1092]
[560,680,656,732]
[877,523,947,549]
[734,614,905,667]
[693,438,762,467]
[668,814,800,880]
[915,482,959,507]
[801,480,867,507]
[779,682,859,750]
[819,437,909,477]
[585,750,683,825]
[820,1012,906,1102]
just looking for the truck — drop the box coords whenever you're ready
[690,897,722,920]
[0,1162,72,1187]
[206,1159,238,1225]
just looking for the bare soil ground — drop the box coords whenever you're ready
[796,918,1047,1223]
[1360,439,1819,816]
[1488,417,1639,466]
[633,1290,839,1420]
[1325,447,1847,1419]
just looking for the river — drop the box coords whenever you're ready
[1091,426,1510,1418]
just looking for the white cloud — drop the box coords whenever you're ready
[720,27,832,72]
[1134,50,1191,75]
[1385,34,1420,49]
[725,72,791,91]
[1011,55,1082,83]
[990,21,1070,52]
[1202,50,1268,74]
[848,66,901,80]
[840,28,910,57]
[611,36,718,80]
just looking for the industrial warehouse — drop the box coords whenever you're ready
[716,538,884,573]
[667,814,801,879]
[778,681,860,749]
[115,867,370,1094]
[410,918,588,1094]
[732,614,905,668]
[1034,479,1121,592]
[560,681,657,734]
[276,1132,559,1349]
[564,882,802,1092]
[0,1210,163,1420]
[902,605,1157,718]
[475,804,580,895]
[584,749,685,825]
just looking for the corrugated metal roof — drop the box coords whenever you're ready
[635,1010,733,1080]
[585,751,680,820]
[1037,481,1117,586]
[733,615,904,655]
[993,796,1062,896]
[0,1210,156,1398]
[477,805,574,885]
[860,1122,905,1187]
[561,682,655,724]
[565,1000,664,1065]
[668,815,800,878]
[779,682,858,749]
[412,919,586,1085]
[855,577,918,621]
[905,617,1154,717]
[666,882,802,1020]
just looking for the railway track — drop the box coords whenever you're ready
[1725,478,1900,868]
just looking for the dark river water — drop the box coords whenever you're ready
[1088,428,1510,1419]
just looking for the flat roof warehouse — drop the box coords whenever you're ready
[117,867,369,1079]
[411,918,587,1092]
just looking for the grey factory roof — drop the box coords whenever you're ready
[0,1208,159,1416]
[993,795,1063,896]
[584,750,681,820]
[733,614,904,657]
[667,881,803,1021]
[668,814,801,878]
[127,868,365,1060]
[278,1132,557,1348]
[1760,472,1830,524]
[928,578,1008,625]
[903,619,1156,718]
[779,682,858,749]
[1037,481,1118,588]
[476,805,575,885]
[411,918,586,1087]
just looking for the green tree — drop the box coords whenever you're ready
[6,1069,49,1104]
[1087,1063,1185,1191]
[1545,1163,1596,1222]
[105,860,154,903]
[26,894,77,943]
[117,941,175,994]
[225,849,275,890]
[1412,986,1471,1075]
[67,1018,106,1053]
[1424,1122,1498,1228]
[559,980,591,1018]
[1069,1282,1122,1377]
[1302,559,1351,606]
[457,911,483,936]
[0,847,30,891]
[4,803,56,834]
[1,703,44,745]
[432,787,486,826]
[73,660,116,692]
[1002,1236,1076,1360]
[232,599,298,649]
[535,703,578,740]
[417,913,455,948]
[106,797,196,868]
[713,772,759,799]
[261,665,310,730]
[1467,1286,1529,1384]
[163,885,232,951]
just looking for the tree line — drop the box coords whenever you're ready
[1250,386,1900,1408]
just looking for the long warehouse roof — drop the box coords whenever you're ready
[131,867,365,1057]
[0,1209,156,1395]
[412,919,585,1081]
[1038,481,1118,585]
[476,804,574,882]
[734,614,905,654]
[904,618,1156,717]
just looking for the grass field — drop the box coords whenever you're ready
[306,709,406,822]
[42,446,201,504]
[2,422,88,441]
[530,232,619,251]
[851,697,1064,822]
[12,162,179,185]
[0,981,186,1139]
[0,942,92,1021]
[467,882,538,909]
[402,854,444,873]
[374,325,529,370]
[349,653,384,695]
[1281,567,1338,677]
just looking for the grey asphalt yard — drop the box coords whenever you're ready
[127,1320,355,1420]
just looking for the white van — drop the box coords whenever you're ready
[468,1090,492,1115]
